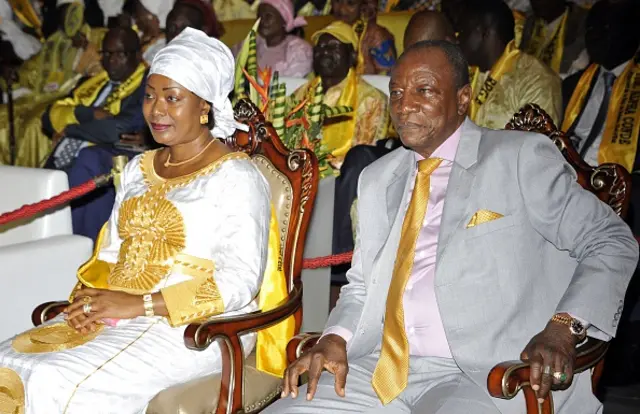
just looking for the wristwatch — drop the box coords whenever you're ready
[551,314,587,341]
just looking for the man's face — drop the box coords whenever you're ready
[585,2,638,70]
[313,34,353,79]
[331,0,362,25]
[389,48,469,155]
[101,33,139,82]
[456,19,484,68]
[258,4,286,40]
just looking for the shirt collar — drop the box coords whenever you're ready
[414,122,463,163]
[607,60,630,78]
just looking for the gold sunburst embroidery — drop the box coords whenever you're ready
[109,191,185,291]
[194,277,223,308]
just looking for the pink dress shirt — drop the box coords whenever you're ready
[325,125,462,358]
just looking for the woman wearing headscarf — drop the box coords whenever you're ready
[0,28,275,413]
[134,0,175,63]
[233,0,312,78]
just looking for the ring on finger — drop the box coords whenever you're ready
[82,296,92,304]
[543,365,552,375]
[83,303,92,315]
[553,372,567,383]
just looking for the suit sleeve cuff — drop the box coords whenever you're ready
[568,313,612,342]
[321,326,353,343]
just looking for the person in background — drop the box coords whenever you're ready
[233,0,312,78]
[41,26,146,171]
[520,0,589,75]
[457,0,561,130]
[360,0,396,75]
[64,0,222,242]
[403,9,456,49]
[561,0,640,227]
[0,0,105,166]
[134,0,175,63]
[293,20,388,169]
[213,0,255,21]
[0,0,42,62]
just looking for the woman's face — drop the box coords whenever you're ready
[143,74,210,146]
[331,0,362,25]
[258,4,286,40]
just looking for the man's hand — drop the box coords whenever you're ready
[521,317,578,403]
[282,334,348,401]
[64,288,144,331]
[93,108,111,120]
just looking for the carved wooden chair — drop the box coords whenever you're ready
[287,103,632,414]
[31,99,320,414]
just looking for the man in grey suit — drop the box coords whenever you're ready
[265,41,639,413]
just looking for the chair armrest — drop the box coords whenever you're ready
[487,337,608,414]
[182,286,303,414]
[286,333,322,364]
[32,301,70,327]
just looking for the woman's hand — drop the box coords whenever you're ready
[65,288,144,331]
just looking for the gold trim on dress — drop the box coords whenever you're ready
[12,322,104,354]
[0,368,24,414]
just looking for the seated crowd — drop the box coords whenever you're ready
[0,0,639,412]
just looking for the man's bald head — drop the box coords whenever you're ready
[403,10,456,50]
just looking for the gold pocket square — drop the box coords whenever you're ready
[466,210,504,228]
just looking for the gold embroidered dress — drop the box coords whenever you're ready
[0,151,271,413]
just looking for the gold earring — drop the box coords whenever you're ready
[200,114,209,125]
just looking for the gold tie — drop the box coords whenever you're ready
[371,158,442,405]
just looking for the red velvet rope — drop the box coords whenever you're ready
[301,251,353,269]
[0,179,98,226]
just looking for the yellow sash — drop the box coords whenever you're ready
[562,58,640,172]
[525,9,568,73]
[469,40,520,122]
[321,69,359,159]
[48,63,147,133]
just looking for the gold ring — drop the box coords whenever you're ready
[82,296,92,304]
[543,365,552,375]
[83,303,92,315]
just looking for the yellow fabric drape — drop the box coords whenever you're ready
[513,10,526,48]
[255,209,295,378]
[562,59,640,172]
[321,69,359,159]
[469,40,521,122]
[525,9,568,73]
[48,63,147,133]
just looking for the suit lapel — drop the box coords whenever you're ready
[436,119,481,265]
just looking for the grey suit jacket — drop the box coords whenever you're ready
[325,119,638,413]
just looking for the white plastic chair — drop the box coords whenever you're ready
[0,166,93,340]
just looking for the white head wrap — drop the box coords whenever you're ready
[139,0,175,29]
[149,27,247,138]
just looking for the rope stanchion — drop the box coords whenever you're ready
[0,174,111,226]
[302,251,353,269]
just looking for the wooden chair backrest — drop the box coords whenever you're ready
[506,104,631,219]
[225,99,320,293]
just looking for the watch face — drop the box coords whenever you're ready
[570,319,585,335]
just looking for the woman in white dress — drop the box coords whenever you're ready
[0,28,271,413]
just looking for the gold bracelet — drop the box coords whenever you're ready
[143,294,154,317]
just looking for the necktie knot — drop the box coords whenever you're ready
[418,158,443,175]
